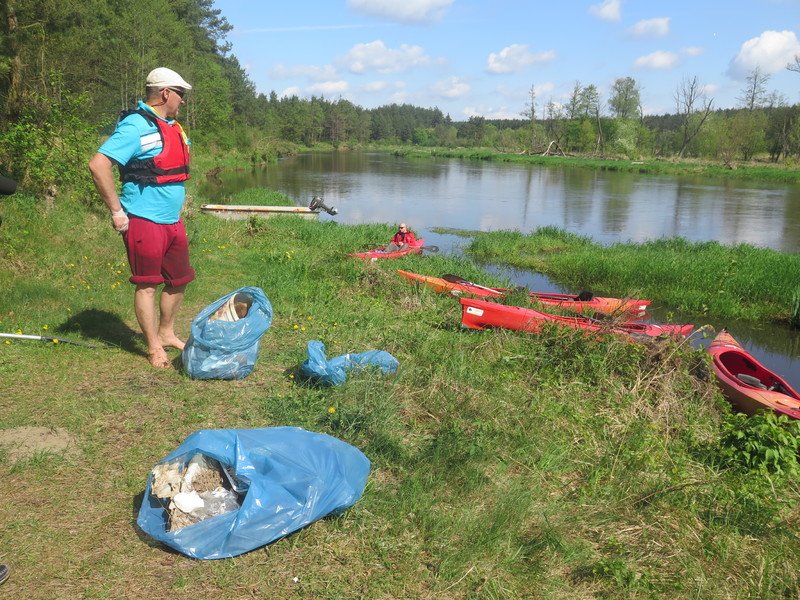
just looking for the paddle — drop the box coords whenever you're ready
[0,332,110,348]
[442,274,503,295]
[360,244,439,254]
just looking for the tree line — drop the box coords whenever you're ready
[1,0,799,196]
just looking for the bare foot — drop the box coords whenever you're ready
[147,348,172,369]
[158,333,185,350]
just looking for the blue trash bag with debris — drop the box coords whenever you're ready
[136,427,371,560]
[182,287,272,379]
[300,340,399,386]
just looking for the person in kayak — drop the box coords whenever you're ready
[384,223,418,252]
[88,67,195,369]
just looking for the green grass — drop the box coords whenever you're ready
[395,147,800,184]
[1,189,800,598]
[443,226,800,324]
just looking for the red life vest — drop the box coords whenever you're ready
[118,109,190,185]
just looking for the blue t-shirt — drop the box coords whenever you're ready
[98,101,190,224]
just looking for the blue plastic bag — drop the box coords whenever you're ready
[300,340,399,386]
[182,287,272,379]
[137,427,370,559]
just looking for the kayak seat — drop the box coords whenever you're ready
[769,382,788,394]
[737,373,768,389]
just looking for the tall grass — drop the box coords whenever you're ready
[1,191,800,597]
[791,286,800,329]
[456,226,800,323]
[396,147,800,184]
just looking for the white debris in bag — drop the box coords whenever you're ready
[173,490,206,513]
[150,452,243,531]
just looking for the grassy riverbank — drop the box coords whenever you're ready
[395,147,800,184]
[441,226,800,326]
[2,193,800,598]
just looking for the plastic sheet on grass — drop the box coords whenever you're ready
[300,340,399,386]
[137,427,371,559]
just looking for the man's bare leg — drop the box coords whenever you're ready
[134,284,171,368]
[158,284,187,350]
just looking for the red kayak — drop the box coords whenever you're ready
[350,240,425,260]
[460,297,693,340]
[397,270,649,318]
[708,329,800,419]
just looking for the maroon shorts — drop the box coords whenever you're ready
[122,216,195,287]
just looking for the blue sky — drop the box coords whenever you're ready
[215,0,800,120]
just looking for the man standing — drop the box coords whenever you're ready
[89,67,195,369]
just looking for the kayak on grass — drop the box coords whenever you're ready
[398,270,650,318]
[708,329,800,419]
[459,297,693,340]
[350,240,425,260]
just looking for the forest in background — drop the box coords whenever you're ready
[1,0,799,198]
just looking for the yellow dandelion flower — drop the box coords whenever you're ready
[42,324,48,331]
[300,326,306,332]
[4,340,10,345]
[327,406,336,414]
[52,339,59,344]
[293,324,299,330]
[15,329,22,335]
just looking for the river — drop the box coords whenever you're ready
[200,151,800,390]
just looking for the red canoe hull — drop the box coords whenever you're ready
[398,270,649,318]
[708,330,800,419]
[459,297,693,340]
[351,241,425,260]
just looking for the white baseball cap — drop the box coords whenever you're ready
[146,67,192,90]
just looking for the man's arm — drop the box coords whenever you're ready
[88,152,128,232]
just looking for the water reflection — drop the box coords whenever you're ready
[200,151,800,390]
[200,152,800,253]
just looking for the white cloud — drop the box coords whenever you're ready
[307,81,350,95]
[269,64,338,82]
[463,105,520,119]
[486,44,557,74]
[589,0,621,22]
[361,80,406,93]
[629,17,669,38]
[362,81,389,92]
[727,30,800,78]
[702,83,719,97]
[682,46,704,57]
[279,86,302,98]
[431,76,470,98]
[389,91,409,104]
[341,40,431,73]
[347,0,453,23]
[633,50,679,69]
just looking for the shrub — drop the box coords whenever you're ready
[0,72,98,201]
[718,411,800,477]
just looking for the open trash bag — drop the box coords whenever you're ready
[137,427,371,560]
[182,287,272,379]
[300,340,399,386]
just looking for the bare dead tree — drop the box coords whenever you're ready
[787,54,800,74]
[520,84,537,152]
[674,75,714,158]
[737,66,770,111]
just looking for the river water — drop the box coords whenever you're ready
[200,151,800,390]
